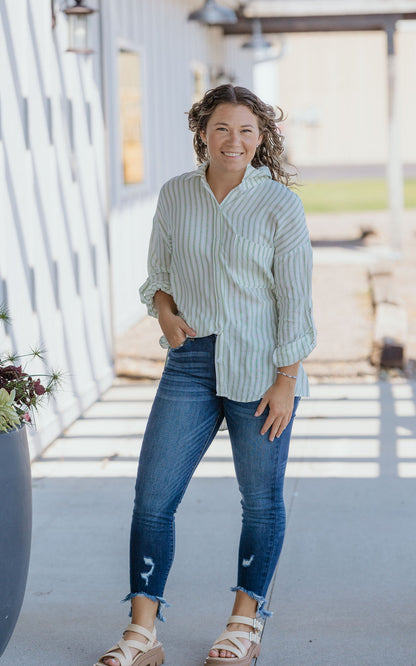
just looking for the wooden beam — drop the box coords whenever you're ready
[223,12,416,34]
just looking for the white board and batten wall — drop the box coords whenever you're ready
[0,0,224,457]
[101,0,224,335]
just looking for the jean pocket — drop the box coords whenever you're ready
[170,336,189,351]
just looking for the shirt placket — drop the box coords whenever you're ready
[200,176,240,396]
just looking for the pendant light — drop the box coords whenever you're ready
[188,0,237,25]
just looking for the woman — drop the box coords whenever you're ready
[95,84,316,666]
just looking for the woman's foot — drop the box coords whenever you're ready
[208,620,253,658]
[208,589,261,659]
[99,596,159,666]
[100,627,146,666]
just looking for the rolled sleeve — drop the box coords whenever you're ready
[272,195,317,367]
[139,273,172,318]
[139,190,172,318]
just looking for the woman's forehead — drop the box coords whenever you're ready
[208,103,259,125]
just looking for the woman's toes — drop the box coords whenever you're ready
[209,649,219,657]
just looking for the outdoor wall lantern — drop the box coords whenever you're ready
[62,0,97,53]
[188,0,237,24]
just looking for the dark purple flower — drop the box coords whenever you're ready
[0,365,24,380]
[33,379,46,396]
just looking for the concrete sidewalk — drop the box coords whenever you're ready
[4,208,416,664]
[3,377,416,665]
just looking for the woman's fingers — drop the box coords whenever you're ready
[182,322,197,337]
[161,314,197,348]
[255,384,295,441]
[254,398,267,417]
[258,407,291,440]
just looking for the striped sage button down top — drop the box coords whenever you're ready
[140,162,317,402]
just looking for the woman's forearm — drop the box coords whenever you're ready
[153,290,178,317]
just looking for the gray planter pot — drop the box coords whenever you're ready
[0,425,32,658]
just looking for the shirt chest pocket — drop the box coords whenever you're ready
[229,233,275,289]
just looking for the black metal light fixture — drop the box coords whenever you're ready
[62,0,97,53]
[242,19,272,50]
[188,0,237,24]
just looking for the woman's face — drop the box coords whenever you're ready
[200,103,262,177]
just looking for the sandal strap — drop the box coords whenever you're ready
[97,639,131,666]
[227,615,263,632]
[212,629,258,658]
[125,623,156,643]
[211,644,243,658]
[96,625,157,665]
[125,638,154,653]
[211,637,244,659]
[225,629,260,645]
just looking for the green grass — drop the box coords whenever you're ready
[297,178,416,214]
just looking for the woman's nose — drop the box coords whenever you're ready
[226,130,241,144]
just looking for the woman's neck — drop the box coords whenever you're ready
[205,164,246,204]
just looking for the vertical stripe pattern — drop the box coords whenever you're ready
[139,162,317,401]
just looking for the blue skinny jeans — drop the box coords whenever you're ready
[124,335,299,621]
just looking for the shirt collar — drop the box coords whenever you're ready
[185,161,272,185]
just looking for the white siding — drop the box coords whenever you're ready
[0,0,113,458]
[0,0,227,457]
[102,0,224,334]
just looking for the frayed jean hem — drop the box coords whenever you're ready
[230,586,273,619]
[121,592,170,622]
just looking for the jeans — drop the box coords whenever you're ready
[124,334,299,620]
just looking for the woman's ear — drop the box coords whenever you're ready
[199,130,206,145]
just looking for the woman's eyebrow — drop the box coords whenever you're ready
[213,122,256,128]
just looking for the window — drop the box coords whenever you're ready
[118,50,144,185]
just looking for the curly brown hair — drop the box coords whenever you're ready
[187,84,292,185]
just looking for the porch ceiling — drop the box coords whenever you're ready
[241,0,416,17]
[223,12,416,34]
[217,0,416,32]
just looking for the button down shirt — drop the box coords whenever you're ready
[140,162,317,402]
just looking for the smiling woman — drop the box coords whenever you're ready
[95,84,316,666]
[198,104,263,202]
[188,84,290,186]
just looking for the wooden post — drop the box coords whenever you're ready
[386,20,404,257]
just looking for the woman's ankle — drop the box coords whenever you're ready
[130,594,159,629]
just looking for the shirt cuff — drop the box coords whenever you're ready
[139,273,172,318]
[273,329,317,367]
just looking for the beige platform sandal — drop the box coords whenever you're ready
[204,615,263,665]
[94,622,165,666]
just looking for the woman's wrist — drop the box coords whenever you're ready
[154,290,178,317]
[276,370,297,380]
[274,363,300,385]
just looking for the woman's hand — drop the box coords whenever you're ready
[255,364,299,441]
[153,290,196,349]
[159,310,196,349]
